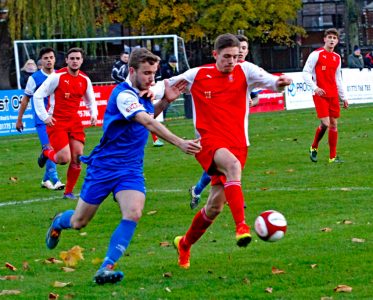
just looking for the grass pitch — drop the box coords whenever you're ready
[0,105,373,299]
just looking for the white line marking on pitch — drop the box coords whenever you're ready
[1,186,372,208]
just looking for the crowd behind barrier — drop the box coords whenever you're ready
[1,68,373,137]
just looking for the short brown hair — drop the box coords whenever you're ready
[128,48,160,70]
[66,47,84,58]
[324,28,339,38]
[214,33,240,53]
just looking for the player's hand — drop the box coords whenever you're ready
[164,79,188,103]
[15,120,24,132]
[343,99,349,109]
[179,138,201,155]
[139,89,155,101]
[44,116,56,126]
[314,88,326,96]
[91,115,97,126]
[276,75,292,87]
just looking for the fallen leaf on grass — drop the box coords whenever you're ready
[9,177,18,182]
[265,170,275,175]
[265,287,273,293]
[45,258,63,264]
[334,284,352,293]
[321,227,332,232]
[53,281,73,288]
[22,261,30,270]
[340,187,352,191]
[320,297,333,300]
[79,232,87,236]
[163,272,172,278]
[60,246,84,267]
[91,258,103,265]
[351,238,365,243]
[0,290,21,295]
[165,287,171,293]
[5,262,17,271]
[310,264,318,269]
[147,210,157,215]
[48,292,59,299]
[272,266,285,274]
[159,241,171,247]
[61,267,75,272]
[260,187,269,191]
[63,294,75,299]
[0,275,24,280]
[342,220,353,225]
[242,277,250,285]
[286,169,295,173]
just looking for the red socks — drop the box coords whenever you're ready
[312,125,327,149]
[43,148,56,163]
[151,133,158,142]
[65,163,82,194]
[183,208,213,249]
[224,181,246,227]
[328,127,338,159]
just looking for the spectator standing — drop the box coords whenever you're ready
[364,51,373,70]
[20,59,38,89]
[111,52,129,83]
[348,45,364,69]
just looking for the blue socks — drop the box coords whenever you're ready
[100,219,137,269]
[46,159,59,184]
[54,210,74,230]
[194,171,211,195]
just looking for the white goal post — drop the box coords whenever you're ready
[14,34,190,89]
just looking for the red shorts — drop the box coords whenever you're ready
[313,95,340,119]
[47,118,85,152]
[196,143,248,186]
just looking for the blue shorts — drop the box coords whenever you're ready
[80,165,146,205]
[35,124,49,147]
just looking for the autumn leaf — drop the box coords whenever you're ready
[351,238,365,243]
[5,262,17,271]
[79,232,87,236]
[321,227,332,232]
[147,210,157,215]
[60,246,84,267]
[48,292,59,299]
[0,290,21,295]
[91,258,103,265]
[310,264,318,269]
[242,277,250,285]
[265,170,275,175]
[342,220,353,225]
[165,287,171,293]
[286,169,295,173]
[22,261,30,270]
[61,267,75,272]
[45,258,63,264]
[334,284,352,293]
[265,287,273,293]
[53,281,72,288]
[272,266,285,274]
[340,187,352,191]
[9,177,18,182]
[0,275,24,280]
[159,241,171,247]
[163,272,172,278]
[260,187,269,191]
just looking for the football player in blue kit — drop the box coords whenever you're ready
[16,47,65,191]
[44,48,201,284]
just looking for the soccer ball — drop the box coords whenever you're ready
[254,210,287,242]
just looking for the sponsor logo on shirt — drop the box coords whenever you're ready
[126,102,142,112]
[65,93,70,99]
[322,66,326,71]
[228,74,234,82]
[64,80,69,85]
[204,91,212,99]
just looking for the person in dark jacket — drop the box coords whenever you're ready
[111,52,129,83]
[348,45,364,70]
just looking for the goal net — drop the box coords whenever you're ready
[14,35,191,119]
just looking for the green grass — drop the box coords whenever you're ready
[1,105,373,299]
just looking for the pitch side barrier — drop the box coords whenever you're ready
[1,68,372,137]
[284,68,373,110]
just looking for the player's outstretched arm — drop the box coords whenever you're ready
[134,111,201,155]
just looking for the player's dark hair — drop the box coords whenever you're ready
[128,48,160,70]
[38,47,55,60]
[236,34,248,43]
[324,28,339,38]
[66,47,85,58]
[214,33,240,53]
